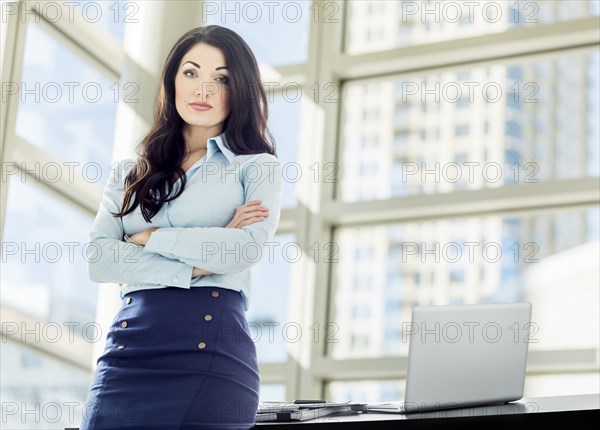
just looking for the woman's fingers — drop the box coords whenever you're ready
[239,216,267,228]
[240,207,269,219]
[227,200,269,228]
[233,212,267,228]
[236,200,267,214]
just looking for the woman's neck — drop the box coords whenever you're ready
[183,126,222,153]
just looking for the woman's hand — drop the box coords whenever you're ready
[128,202,269,279]
[225,200,269,229]
[192,267,213,277]
[191,200,269,278]
[125,227,158,246]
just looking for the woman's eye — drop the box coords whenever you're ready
[182,71,228,84]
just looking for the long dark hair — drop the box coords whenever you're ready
[111,25,277,222]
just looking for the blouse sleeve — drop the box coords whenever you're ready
[86,159,194,288]
[142,153,283,275]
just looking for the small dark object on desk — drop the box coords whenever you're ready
[294,400,327,404]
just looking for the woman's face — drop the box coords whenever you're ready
[174,42,231,134]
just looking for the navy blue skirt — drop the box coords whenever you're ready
[80,287,259,430]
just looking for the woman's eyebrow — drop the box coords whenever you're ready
[183,60,228,71]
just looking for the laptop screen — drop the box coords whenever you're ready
[404,302,532,412]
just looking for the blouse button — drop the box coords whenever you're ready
[197,342,207,350]
[126,297,132,305]
[211,290,220,298]
[121,321,128,328]
[117,345,126,350]
[204,314,213,321]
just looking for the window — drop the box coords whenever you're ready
[393,130,410,152]
[247,234,295,363]
[329,208,599,358]
[506,120,522,137]
[205,0,310,67]
[16,23,118,185]
[2,4,125,427]
[1,340,91,429]
[75,0,126,42]
[450,268,465,283]
[353,276,373,291]
[457,96,470,109]
[354,246,374,261]
[327,380,405,403]
[267,93,300,209]
[345,0,599,54]
[394,104,409,125]
[455,124,470,137]
[339,51,599,202]
[1,179,98,324]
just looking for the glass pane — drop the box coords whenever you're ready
[524,373,600,397]
[259,383,286,402]
[327,380,405,403]
[339,50,599,202]
[248,234,294,363]
[74,0,126,42]
[329,207,599,358]
[1,178,98,325]
[16,22,117,185]
[268,93,300,209]
[326,373,600,403]
[0,340,91,430]
[345,0,600,55]
[204,0,310,67]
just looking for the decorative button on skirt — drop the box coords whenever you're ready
[80,286,259,430]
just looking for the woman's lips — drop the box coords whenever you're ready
[190,103,212,111]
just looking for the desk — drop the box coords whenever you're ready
[64,394,598,429]
[252,394,599,429]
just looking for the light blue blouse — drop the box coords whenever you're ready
[86,131,283,310]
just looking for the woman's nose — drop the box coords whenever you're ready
[195,82,219,97]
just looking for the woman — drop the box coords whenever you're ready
[80,25,283,429]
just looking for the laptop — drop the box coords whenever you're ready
[369,302,532,413]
